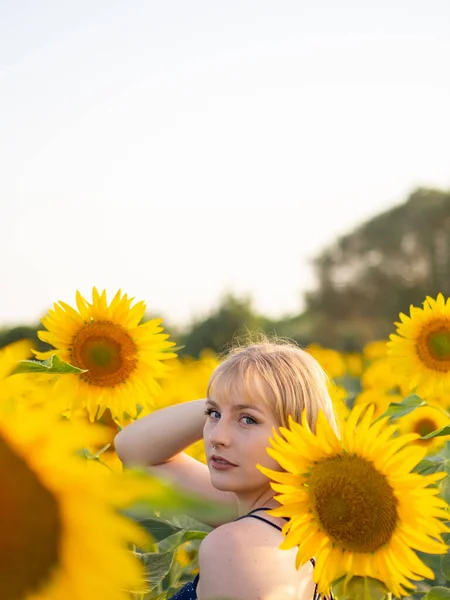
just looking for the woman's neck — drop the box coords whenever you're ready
[236,489,280,516]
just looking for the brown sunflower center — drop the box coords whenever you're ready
[417,320,450,372]
[415,417,438,438]
[413,417,439,446]
[71,321,138,387]
[308,454,398,553]
[0,434,61,598]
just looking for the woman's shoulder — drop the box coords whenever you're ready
[196,522,266,599]
[196,517,314,599]
[200,519,247,557]
[201,512,284,553]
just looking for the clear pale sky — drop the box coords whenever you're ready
[1,1,449,329]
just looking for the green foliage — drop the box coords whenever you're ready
[122,470,235,525]
[305,187,450,348]
[331,575,390,600]
[440,553,450,581]
[375,394,426,422]
[10,354,86,375]
[2,187,450,356]
[0,324,50,352]
[422,587,450,599]
[137,549,176,593]
[129,511,211,598]
[179,293,273,357]
[135,516,183,543]
[423,426,450,440]
[439,476,450,507]
[413,455,447,476]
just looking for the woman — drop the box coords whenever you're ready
[114,340,338,600]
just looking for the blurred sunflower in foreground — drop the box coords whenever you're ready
[0,407,149,600]
[388,293,450,398]
[0,339,34,379]
[258,405,449,597]
[34,288,177,423]
[0,339,55,415]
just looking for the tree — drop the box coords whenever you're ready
[179,294,271,358]
[305,188,450,348]
[0,325,49,352]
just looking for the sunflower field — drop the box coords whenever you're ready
[2,288,450,600]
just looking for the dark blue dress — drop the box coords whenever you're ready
[168,507,333,599]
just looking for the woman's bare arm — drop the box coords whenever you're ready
[114,399,237,522]
[114,399,207,466]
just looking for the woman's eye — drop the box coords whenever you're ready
[241,415,257,425]
[204,409,257,425]
[205,408,220,419]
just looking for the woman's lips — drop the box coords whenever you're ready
[211,455,238,470]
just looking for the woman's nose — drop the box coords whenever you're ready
[209,418,232,447]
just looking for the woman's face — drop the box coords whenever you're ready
[203,386,282,495]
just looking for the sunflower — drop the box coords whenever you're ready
[34,288,177,422]
[397,405,450,453]
[360,356,402,393]
[343,352,363,378]
[354,389,402,420]
[328,381,349,427]
[388,293,450,398]
[363,340,388,361]
[0,340,55,415]
[0,407,149,600]
[306,344,346,379]
[0,339,35,379]
[257,405,449,597]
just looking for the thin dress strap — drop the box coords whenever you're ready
[234,507,288,531]
[236,509,334,600]
[310,557,334,600]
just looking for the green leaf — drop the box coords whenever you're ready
[178,529,208,544]
[442,522,450,545]
[331,575,390,600]
[423,425,450,440]
[375,394,425,422]
[11,354,87,375]
[123,469,236,524]
[168,514,212,533]
[441,552,450,580]
[135,516,182,542]
[413,455,446,475]
[162,345,185,353]
[439,476,450,506]
[441,442,450,459]
[135,550,175,591]
[422,587,450,599]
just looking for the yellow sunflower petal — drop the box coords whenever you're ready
[261,398,449,595]
[0,409,152,599]
[36,289,177,423]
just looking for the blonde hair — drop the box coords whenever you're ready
[207,338,339,434]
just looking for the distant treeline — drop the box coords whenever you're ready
[2,187,449,355]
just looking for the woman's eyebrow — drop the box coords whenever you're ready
[206,399,265,414]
